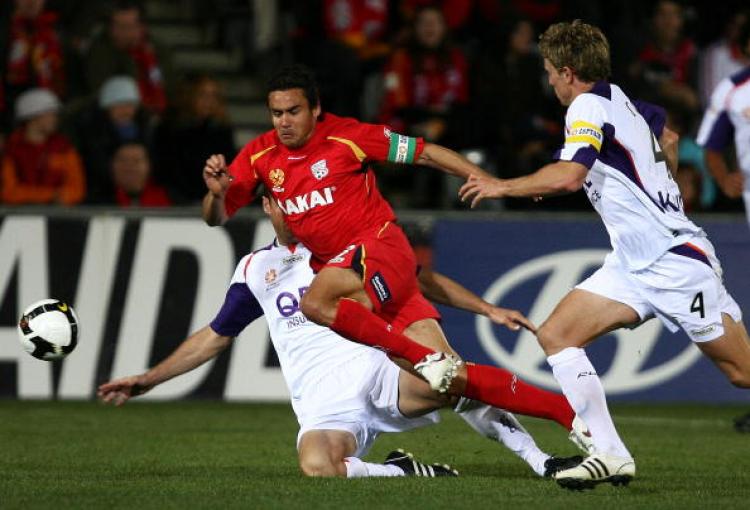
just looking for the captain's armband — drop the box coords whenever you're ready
[387,133,419,164]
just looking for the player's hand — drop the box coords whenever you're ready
[203,154,233,197]
[459,175,507,208]
[718,173,744,199]
[484,306,536,333]
[97,375,153,406]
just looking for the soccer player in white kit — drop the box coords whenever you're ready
[459,20,750,490]
[99,194,586,479]
[697,19,750,432]
[697,19,750,229]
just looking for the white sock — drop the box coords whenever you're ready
[547,347,631,458]
[455,398,550,476]
[344,457,405,478]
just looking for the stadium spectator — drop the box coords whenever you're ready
[472,17,562,194]
[73,75,153,203]
[153,75,235,204]
[109,142,171,207]
[84,0,178,116]
[699,10,749,106]
[379,6,468,144]
[1,88,85,206]
[0,0,67,134]
[630,0,700,115]
[379,6,470,207]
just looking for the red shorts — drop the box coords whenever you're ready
[322,221,440,333]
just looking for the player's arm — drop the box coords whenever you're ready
[418,268,535,332]
[459,161,589,208]
[202,145,261,226]
[704,149,744,198]
[697,79,744,198]
[97,326,232,406]
[659,127,679,177]
[202,154,232,226]
[99,262,265,406]
[415,143,494,179]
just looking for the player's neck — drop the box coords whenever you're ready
[570,80,596,103]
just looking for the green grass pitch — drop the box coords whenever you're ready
[1,401,748,509]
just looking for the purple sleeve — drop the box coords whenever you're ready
[632,100,666,138]
[553,146,598,169]
[701,112,735,151]
[210,283,264,337]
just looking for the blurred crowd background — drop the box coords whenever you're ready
[0,0,748,213]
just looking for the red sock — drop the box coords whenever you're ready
[464,364,575,430]
[330,299,434,364]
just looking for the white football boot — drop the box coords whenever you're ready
[568,415,595,455]
[414,352,463,393]
[554,452,635,490]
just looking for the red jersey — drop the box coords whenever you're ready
[224,113,424,264]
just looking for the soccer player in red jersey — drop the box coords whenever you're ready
[201,65,590,446]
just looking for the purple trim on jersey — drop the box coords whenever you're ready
[668,244,711,267]
[632,100,666,138]
[598,122,666,213]
[210,282,263,337]
[570,146,599,168]
[702,111,735,151]
[589,81,611,100]
[730,66,750,85]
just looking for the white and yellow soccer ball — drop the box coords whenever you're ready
[17,299,79,361]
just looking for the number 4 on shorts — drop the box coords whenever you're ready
[690,291,705,319]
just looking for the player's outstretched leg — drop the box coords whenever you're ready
[382,449,458,477]
[454,398,584,476]
[331,298,579,430]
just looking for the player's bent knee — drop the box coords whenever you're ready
[536,323,567,355]
[299,456,341,477]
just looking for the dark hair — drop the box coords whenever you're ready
[266,64,320,108]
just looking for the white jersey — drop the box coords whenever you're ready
[556,81,703,271]
[697,66,750,185]
[210,239,374,409]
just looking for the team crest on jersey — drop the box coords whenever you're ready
[265,269,277,284]
[269,169,285,192]
[310,160,328,180]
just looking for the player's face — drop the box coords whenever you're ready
[544,59,574,106]
[268,89,321,149]
[262,196,296,244]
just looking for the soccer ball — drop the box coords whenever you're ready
[17,299,79,361]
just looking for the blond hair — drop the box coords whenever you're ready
[539,20,611,83]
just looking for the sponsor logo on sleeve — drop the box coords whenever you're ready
[370,272,392,304]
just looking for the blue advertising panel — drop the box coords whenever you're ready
[433,217,750,402]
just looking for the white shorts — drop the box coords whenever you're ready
[295,350,440,458]
[577,237,742,343]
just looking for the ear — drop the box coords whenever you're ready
[560,66,575,84]
[312,102,322,118]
